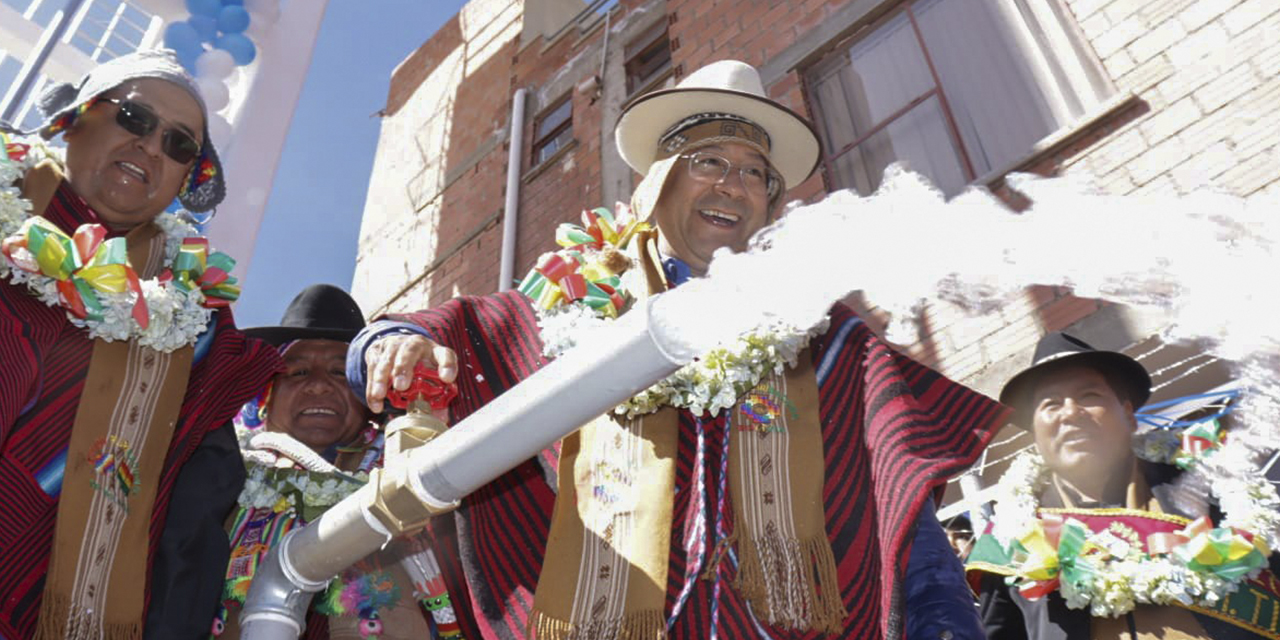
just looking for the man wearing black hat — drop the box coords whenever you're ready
[973,332,1279,639]
[214,284,454,639]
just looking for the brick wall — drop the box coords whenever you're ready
[1062,0,1280,197]
[355,0,1279,397]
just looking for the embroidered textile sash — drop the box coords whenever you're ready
[530,231,846,638]
[25,163,194,640]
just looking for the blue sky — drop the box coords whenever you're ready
[234,0,468,327]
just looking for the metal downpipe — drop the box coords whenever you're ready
[498,87,527,291]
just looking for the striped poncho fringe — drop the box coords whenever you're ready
[390,292,1008,640]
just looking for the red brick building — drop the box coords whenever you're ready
[353,0,1279,503]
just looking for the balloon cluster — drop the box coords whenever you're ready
[162,0,282,147]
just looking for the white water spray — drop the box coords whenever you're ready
[647,165,1279,537]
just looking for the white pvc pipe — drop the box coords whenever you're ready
[498,88,527,292]
[241,296,688,638]
[410,295,685,504]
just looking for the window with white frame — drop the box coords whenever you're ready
[805,0,1114,196]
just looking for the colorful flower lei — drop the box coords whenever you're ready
[523,205,825,418]
[978,425,1280,617]
[0,134,239,353]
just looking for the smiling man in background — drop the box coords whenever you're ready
[974,332,1280,639]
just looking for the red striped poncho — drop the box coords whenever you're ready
[384,291,1008,640]
[0,183,281,638]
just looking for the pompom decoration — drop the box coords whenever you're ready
[217,5,251,34]
[215,33,257,66]
[358,618,383,639]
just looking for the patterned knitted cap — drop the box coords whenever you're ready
[34,48,225,213]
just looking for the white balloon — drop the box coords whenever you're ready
[195,49,236,80]
[206,113,233,149]
[197,77,230,112]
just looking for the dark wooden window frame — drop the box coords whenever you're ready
[531,93,574,167]
[803,1,979,194]
[625,21,673,96]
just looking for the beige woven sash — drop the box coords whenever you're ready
[530,231,846,638]
[27,164,194,640]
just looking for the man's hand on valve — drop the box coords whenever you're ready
[365,334,457,414]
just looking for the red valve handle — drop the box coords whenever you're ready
[386,364,458,411]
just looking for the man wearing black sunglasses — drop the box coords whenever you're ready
[61,80,207,231]
[0,50,277,640]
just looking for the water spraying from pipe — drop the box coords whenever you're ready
[690,164,1279,537]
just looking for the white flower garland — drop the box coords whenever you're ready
[239,463,366,515]
[238,440,368,516]
[537,273,825,419]
[0,137,221,352]
[987,442,1280,617]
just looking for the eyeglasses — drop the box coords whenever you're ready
[680,151,782,199]
[97,97,202,165]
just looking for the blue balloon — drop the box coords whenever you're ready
[215,33,256,66]
[175,47,201,74]
[185,0,221,18]
[189,15,217,42]
[163,21,202,56]
[216,5,251,34]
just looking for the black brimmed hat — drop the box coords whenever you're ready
[244,284,365,346]
[999,332,1151,424]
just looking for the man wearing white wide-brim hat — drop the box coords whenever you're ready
[349,60,1009,639]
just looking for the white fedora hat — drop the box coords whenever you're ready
[614,60,821,189]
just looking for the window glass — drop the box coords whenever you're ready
[806,0,1114,196]
[533,96,573,165]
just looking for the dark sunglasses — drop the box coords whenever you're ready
[97,97,202,165]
